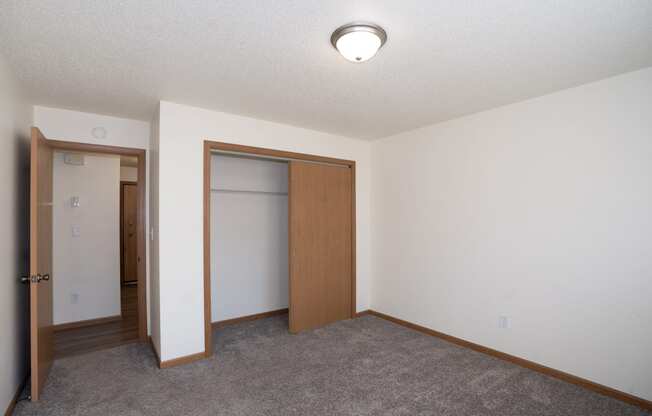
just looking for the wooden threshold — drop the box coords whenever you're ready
[53,315,122,332]
[360,310,652,412]
[212,308,288,329]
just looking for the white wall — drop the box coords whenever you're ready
[156,101,371,361]
[371,67,652,400]
[33,106,152,331]
[211,155,288,322]
[0,54,31,414]
[53,152,121,324]
[34,107,150,149]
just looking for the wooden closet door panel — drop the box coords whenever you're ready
[289,161,352,333]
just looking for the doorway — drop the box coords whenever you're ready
[203,141,356,357]
[27,128,147,400]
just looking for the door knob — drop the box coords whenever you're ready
[20,274,50,283]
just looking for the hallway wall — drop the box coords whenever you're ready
[52,152,122,324]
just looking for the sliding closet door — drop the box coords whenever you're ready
[289,161,352,333]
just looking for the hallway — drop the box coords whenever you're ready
[54,285,139,358]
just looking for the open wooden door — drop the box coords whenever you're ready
[289,161,353,333]
[28,127,54,400]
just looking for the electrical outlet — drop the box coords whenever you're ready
[71,293,79,304]
[498,316,510,329]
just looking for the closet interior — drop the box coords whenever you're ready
[207,145,355,340]
[210,154,289,324]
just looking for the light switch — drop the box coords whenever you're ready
[72,225,81,237]
[71,196,80,207]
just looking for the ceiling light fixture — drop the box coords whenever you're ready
[331,23,387,63]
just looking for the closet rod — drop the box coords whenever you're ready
[210,188,288,196]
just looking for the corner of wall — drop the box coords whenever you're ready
[0,52,32,415]
[148,106,161,356]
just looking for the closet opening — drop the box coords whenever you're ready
[203,141,356,357]
[209,153,290,328]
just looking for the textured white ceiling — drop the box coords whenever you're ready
[1,1,651,139]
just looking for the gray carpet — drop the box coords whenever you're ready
[14,315,649,416]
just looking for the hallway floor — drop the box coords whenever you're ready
[54,284,139,358]
[15,314,648,416]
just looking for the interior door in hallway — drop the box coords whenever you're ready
[29,127,54,401]
[289,161,353,333]
[121,182,138,284]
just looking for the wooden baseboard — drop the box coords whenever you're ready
[149,335,207,369]
[53,315,122,332]
[212,308,288,329]
[159,352,207,369]
[362,310,652,412]
[4,375,28,416]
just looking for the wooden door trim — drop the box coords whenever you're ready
[203,141,212,356]
[204,140,355,167]
[48,139,148,342]
[203,140,356,357]
[350,163,357,319]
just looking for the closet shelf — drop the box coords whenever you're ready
[211,188,288,196]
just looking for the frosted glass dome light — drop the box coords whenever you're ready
[331,23,387,63]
